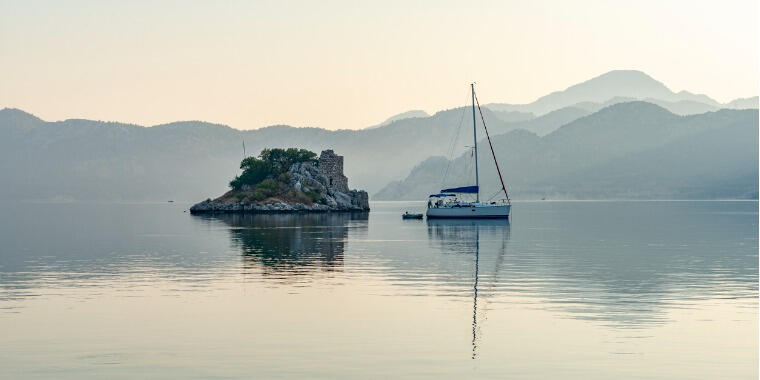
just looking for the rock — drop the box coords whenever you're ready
[350,190,370,210]
[332,191,352,208]
[189,149,370,214]
[323,194,338,207]
[289,162,328,193]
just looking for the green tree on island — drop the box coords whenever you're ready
[229,148,318,191]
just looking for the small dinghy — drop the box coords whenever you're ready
[402,211,424,219]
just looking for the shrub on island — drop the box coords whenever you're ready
[226,148,321,204]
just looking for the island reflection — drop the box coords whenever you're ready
[199,212,369,276]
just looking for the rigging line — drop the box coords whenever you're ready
[462,151,472,182]
[485,189,501,202]
[440,93,470,189]
[461,147,474,187]
[474,91,511,204]
[448,100,468,158]
[441,107,465,188]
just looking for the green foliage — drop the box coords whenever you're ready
[230,157,271,190]
[240,179,290,202]
[259,148,318,174]
[256,179,281,196]
[229,148,317,190]
[304,190,321,203]
[225,147,321,204]
[290,189,312,205]
[224,178,322,205]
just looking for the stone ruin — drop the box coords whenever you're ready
[318,149,349,193]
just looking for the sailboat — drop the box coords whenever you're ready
[426,84,511,219]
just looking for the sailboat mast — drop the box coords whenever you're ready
[471,83,479,203]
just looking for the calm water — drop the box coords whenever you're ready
[0,201,757,379]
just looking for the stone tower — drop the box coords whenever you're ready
[318,150,349,193]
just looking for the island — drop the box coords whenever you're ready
[190,148,369,214]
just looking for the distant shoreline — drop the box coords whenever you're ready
[1,198,756,204]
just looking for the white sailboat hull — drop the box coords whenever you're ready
[426,204,510,219]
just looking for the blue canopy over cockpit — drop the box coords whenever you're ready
[428,193,456,198]
[440,185,479,194]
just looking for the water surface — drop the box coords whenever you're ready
[0,201,757,378]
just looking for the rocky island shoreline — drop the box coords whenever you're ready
[190,149,369,214]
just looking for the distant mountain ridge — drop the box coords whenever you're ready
[726,96,760,109]
[485,70,752,117]
[367,110,430,129]
[1,69,757,201]
[0,107,518,200]
[375,102,758,200]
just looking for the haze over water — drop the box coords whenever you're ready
[0,201,757,378]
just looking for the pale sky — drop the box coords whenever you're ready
[1,0,757,130]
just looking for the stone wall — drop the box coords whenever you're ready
[318,149,349,193]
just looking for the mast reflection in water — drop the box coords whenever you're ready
[427,219,511,360]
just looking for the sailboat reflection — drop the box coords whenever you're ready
[427,219,510,359]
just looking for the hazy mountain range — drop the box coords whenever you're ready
[0,107,517,201]
[484,70,751,116]
[367,110,430,129]
[0,70,756,201]
[380,70,757,136]
[375,102,758,200]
